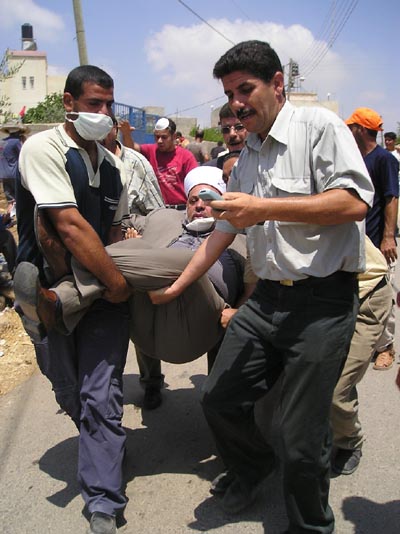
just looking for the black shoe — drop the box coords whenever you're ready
[87,512,116,534]
[332,448,362,475]
[220,476,265,514]
[210,470,236,495]
[143,387,162,410]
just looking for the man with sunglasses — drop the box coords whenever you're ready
[205,103,248,168]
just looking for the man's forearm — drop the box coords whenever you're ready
[170,230,235,296]
[47,207,126,292]
[149,230,235,305]
[383,196,398,239]
[216,188,368,228]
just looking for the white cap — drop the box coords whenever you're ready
[154,117,170,131]
[184,167,226,197]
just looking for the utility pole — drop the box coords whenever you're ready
[287,59,293,97]
[72,0,88,65]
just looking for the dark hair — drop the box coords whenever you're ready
[217,149,242,169]
[366,128,378,140]
[166,118,177,134]
[384,132,397,141]
[195,129,204,139]
[176,131,183,137]
[64,65,114,99]
[219,103,236,121]
[213,40,283,85]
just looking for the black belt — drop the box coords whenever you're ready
[165,204,186,211]
[264,271,357,287]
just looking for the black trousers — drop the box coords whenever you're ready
[202,272,358,533]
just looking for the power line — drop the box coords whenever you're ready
[165,95,225,117]
[301,0,358,76]
[177,0,236,46]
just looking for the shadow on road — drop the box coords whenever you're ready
[188,469,287,534]
[37,373,217,510]
[38,435,80,508]
[122,373,218,481]
[342,496,400,534]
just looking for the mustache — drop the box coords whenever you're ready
[236,108,251,120]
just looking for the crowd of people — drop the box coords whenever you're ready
[3,39,400,534]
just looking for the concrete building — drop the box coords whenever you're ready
[211,92,340,128]
[288,91,339,114]
[0,24,65,120]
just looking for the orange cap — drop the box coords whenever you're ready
[345,107,383,131]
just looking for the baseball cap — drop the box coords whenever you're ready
[345,107,383,131]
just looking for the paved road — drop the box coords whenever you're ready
[1,296,400,533]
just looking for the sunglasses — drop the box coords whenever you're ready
[221,123,245,134]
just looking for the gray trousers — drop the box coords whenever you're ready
[54,241,225,364]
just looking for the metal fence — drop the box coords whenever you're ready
[113,102,159,144]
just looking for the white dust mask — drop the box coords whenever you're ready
[65,112,113,141]
[185,217,216,233]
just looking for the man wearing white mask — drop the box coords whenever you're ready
[15,65,130,534]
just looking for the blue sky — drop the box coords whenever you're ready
[0,0,398,132]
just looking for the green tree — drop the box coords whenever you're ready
[0,49,24,123]
[23,92,64,124]
[189,126,223,143]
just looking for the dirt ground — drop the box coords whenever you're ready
[0,192,37,396]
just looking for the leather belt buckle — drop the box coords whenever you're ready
[279,279,294,287]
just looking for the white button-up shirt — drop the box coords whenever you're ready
[216,101,375,280]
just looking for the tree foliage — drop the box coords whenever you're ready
[23,92,64,124]
[189,126,223,143]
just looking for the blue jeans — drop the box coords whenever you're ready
[34,299,130,516]
[202,272,358,533]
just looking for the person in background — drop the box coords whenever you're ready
[346,108,399,371]
[204,103,248,168]
[175,130,190,148]
[0,123,30,212]
[120,117,198,207]
[221,150,242,185]
[210,140,226,160]
[330,236,392,475]
[384,131,400,166]
[101,116,164,234]
[186,129,210,164]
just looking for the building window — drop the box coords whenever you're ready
[22,76,26,90]
[29,76,34,89]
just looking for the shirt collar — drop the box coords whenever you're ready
[57,123,105,166]
[246,100,295,151]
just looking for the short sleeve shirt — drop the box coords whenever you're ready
[364,144,399,247]
[140,144,198,204]
[18,124,128,269]
[120,143,164,214]
[216,101,375,280]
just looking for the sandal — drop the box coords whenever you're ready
[373,346,395,371]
